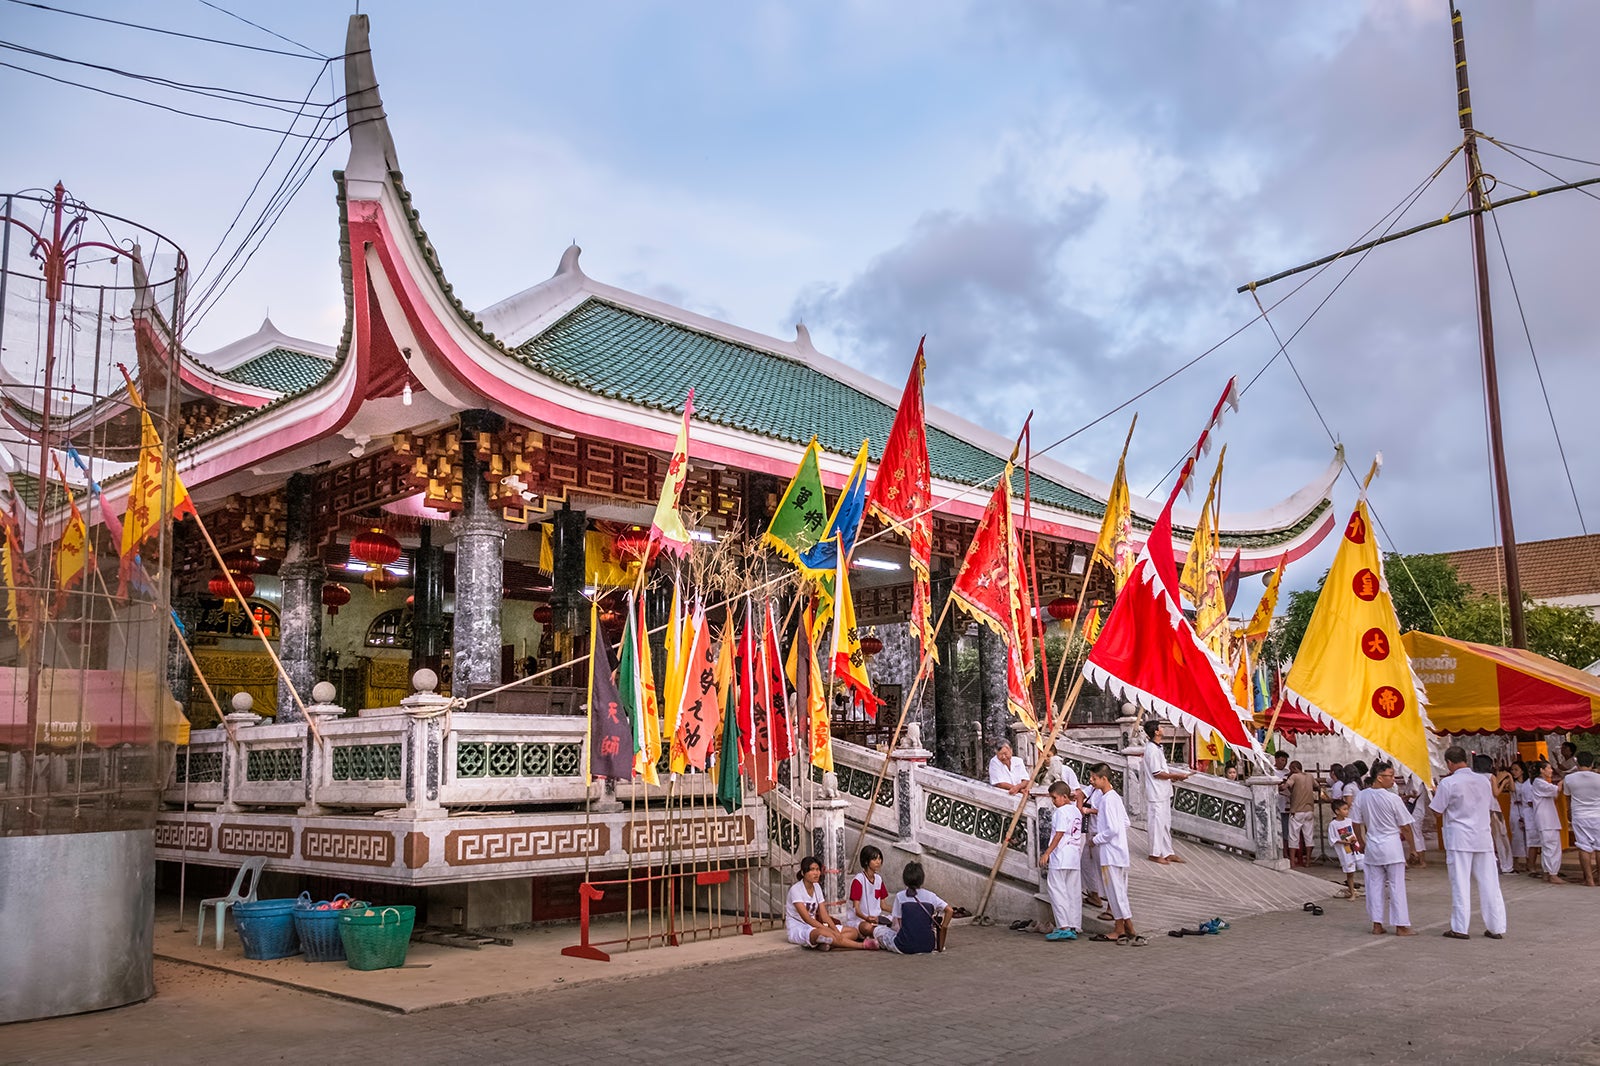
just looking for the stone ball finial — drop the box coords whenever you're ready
[412,668,439,694]
[230,692,254,713]
[312,681,337,704]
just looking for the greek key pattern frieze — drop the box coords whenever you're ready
[444,824,609,866]
[626,814,756,854]
[154,821,212,851]
[218,822,293,858]
[301,828,395,867]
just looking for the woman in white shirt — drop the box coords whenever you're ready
[1507,761,1529,874]
[1350,762,1417,937]
[1527,762,1567,883]
[786,856,879,950]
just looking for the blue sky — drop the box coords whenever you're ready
[4,0,1598,594]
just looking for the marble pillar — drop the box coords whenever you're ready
[276,472,324,722]
[549,504,587,687]
[977,624,1010,763]
[930,563,965,773]
[451,410,507,694]
[409,523,446,678]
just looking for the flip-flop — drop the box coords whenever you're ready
[1089,933,1117,943]
[1168,929,1187,938]
[1441,930,1471,940]
[1114,935,1132,946]
[1303,903,1324,916]
[1098,910,1114,921]
[1009,919,1030,931]
[1129,935,1149,946]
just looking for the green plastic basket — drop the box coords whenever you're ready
[338,906,416,971]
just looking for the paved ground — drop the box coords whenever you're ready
[8,864,1600,1066]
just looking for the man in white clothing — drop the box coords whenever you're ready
[1141,721,1190,864]
[1430,746,1507,940]
[988,741,1030,796]
[1562,751,1600,887]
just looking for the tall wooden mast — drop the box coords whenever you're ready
[1452,6,1526,648]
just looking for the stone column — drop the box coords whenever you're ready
[1248,775,1290,870]
[1120,715,1148,829]
[451,410,507,694]
[276,472,325,723]
[549,503,588,687]
[889,723,932,846]
[409,523,446,678]
[977,624,1009,764]
[808,775,851,906]
[930,563,964,772]
[166,583,200,715]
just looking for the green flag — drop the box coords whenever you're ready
[715,667,744,814]
[762,438,828,567]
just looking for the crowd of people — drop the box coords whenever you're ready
[786,732,1600,954]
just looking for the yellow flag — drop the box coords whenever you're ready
[119,373,196,571]
[1182,448,1227,650]
[1,527,25,647]
[789,597,833,773]
[1091,415,1138,592]
[661,583,686,754]
[634,597,662,786]
[648,388,694,557]
[1283,499,1434,786]
[829,546,881,711]
[55,496,88,595]
[1242,553,1287,640]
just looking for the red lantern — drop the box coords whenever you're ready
[350,527,402,568]
[364,568,399,595]
[223,552,260,577]
[1046,596,1078,621]
[209,573,254,600]
[599,609,623,634]
[533,604,554,625]
[860,634,884,656]
[321,582,351,616]
[614,528,651,561]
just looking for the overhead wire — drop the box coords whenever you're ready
[196,0,329,61]
[2,0,327,61]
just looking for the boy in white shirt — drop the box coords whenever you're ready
[1039,780,1084,941]
[1327,796,1362,899]
[1562,751,1600,887]
[1087,762,1144,946]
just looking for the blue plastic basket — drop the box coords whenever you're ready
[293,893,364,962]
[232,898,301,960]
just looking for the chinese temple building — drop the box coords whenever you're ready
[9,15,1342,928]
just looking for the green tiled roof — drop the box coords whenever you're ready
[221,347,333,393]
[517,298,1107,516]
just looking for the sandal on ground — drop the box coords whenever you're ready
[1009,919,1030,931]
[1168,929,1188,937]
[1129,935,1149,946]
[1303,902,1324,916]
[1098,910,1114,921]
[1441,930,1471,940]
[1114,935,1133,946]
[1089,933,1117,943]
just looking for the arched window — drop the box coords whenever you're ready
[365,608,413,649]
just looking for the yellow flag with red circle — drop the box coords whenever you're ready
[1282,499,1434,786]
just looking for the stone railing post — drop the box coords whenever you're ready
[400,668,450,820]
[1248,776,1289,870]
[1118,714,1147,828]
[889,721,932,846]
[809,772,851,906]
[299,681,345,816]
[217,693,261,813]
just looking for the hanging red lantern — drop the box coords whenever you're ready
[364,568,399,595]
[614,527,652,561]
[1046,596,1078,621]
[533,604,554,625]
[350,526,402,568]
[860,634,884,656]
[599,609,623,634]
[321,582,351,616]
[223,552,260,577]
[208,573,254,600]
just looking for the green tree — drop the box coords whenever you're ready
[1435,596,1600,670]
[1265,552,1469,665]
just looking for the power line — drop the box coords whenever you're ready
[197,0,328,60]
[1485,208,1587,534]
[3,0,326,61]
[0,39,338,115]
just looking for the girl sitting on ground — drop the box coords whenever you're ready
[786,856,878,951]
[872,862,951,955]
[848,846,891,927]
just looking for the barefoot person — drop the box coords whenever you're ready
[1561,751,1600,887]
[1431,746,1507,940]
[1088,763,1145,945]
[1508,761,1530,874]
[1351,762,1417,937]
[1140,721,1190,864]
[1528,762,1567,884]
[787,856,879,951]
[1282,760,1317,868]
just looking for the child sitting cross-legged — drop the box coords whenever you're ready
[871,862,951,955]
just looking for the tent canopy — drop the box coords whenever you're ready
[1256,700,1332,738]
[1403,631,1600,735]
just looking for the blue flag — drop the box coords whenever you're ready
[798,439,870,573]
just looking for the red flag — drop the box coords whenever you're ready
[950,468,1037,730]
[763,602,795,763]
[671,614,721,771]
[867,339,936,659]
[1083,380,1262,757]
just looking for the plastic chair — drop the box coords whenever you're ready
[197,856,267,948]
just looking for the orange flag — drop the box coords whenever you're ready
[867,339,935,660]
[670,609,720,772]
